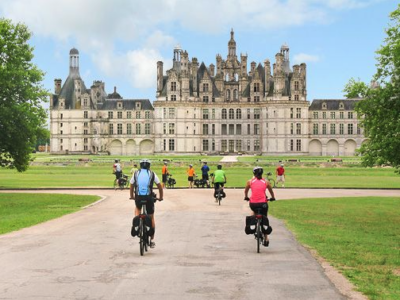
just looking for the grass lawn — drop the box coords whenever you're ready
[270,197,400,300]
[0,193,101,234]
[1,162,400,189]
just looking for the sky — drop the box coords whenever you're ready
[0,0,397,106]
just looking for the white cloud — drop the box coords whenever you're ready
[293,53,320,64]
[0,0,378,89]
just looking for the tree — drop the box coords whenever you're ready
[343,77,369,98]
[347,5,400,171]
[0,18,48,172]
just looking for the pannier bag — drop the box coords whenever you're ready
[131,215,154,237]
[245,216,257,235]
[244,215,273,235]
[131,216,140,237]
[261,216,273,235]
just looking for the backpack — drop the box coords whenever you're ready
[133,169,155,197]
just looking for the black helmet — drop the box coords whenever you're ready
[253,166,263,176]
[217,164,222,169]
[140,159,151,169]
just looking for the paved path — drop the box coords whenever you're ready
[0,189,399,299]
[219,155,238,162]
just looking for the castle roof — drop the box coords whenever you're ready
[309,99,361,110]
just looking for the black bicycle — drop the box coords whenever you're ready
[166,174,176,189]
[114,173,129,190]
[194,175,209,188]
[137,195,159,256]
[245,197,275,253]
[214,183,225,205]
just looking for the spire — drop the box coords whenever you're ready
[228,29,236,58]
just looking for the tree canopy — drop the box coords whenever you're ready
[0,18,48,172]
[347,5,400,171]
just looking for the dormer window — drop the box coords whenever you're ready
[60,99,65,109]
[322,102,327,109]
[136,102,141,110]
[117,102,123,109]
[339,102,344,110]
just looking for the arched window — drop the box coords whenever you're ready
[225,73,229,81]
[234,89,238,100]
[226,90,231,101]
[229,109,234,119]
[236,109,242,119]
[234,73,238,81]
[222,109,227,119]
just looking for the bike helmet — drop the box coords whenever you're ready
[217,164,222,169]
[253,166,263,176]
[140,159,151,169]
[115,159,119,163]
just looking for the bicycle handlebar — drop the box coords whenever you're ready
[244,197,276,201]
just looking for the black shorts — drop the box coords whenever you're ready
[115,171,122,179]
[162,174,167,183]
[135,197,155,215]
[250,202,269,216]
[202,174,209,180]
[214,182,224,190]
[188,176,194,182]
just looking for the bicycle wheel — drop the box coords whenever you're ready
[218,192,221,206]
[113,180,117,190]
[139,219,144,256]
[270,179,276,188]
[256,220,262,253]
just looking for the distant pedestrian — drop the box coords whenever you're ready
[130,163,138,175]
[201,161,210,188]
[276,163,285,188]
[187,164,195,188]
[161,162,169,189]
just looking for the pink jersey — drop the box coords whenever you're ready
[250,178,268,203]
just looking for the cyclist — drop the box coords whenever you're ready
[187,164,195,188]
[129,159,164,248]
[161,162,169,189]
[213,164,226,201]
[201,161,210,188]
[244,166,275,247]
[113,159,122,187]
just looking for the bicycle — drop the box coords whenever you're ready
[214,182,225,206]
[245,197,275,253]
[114,173,129,190]
[194,175,209,188]
[135,194,160,256]
[166,174,176,189]
[266,172,276,188]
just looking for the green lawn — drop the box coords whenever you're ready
[270,197,400,300]
[1,162,400,189]
[0,193,101,234]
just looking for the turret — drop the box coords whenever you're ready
[173,45,182,72]
[69,48,80,76]
[280,44,291,73]
[228,29,237,58]
[181,51,189,74]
